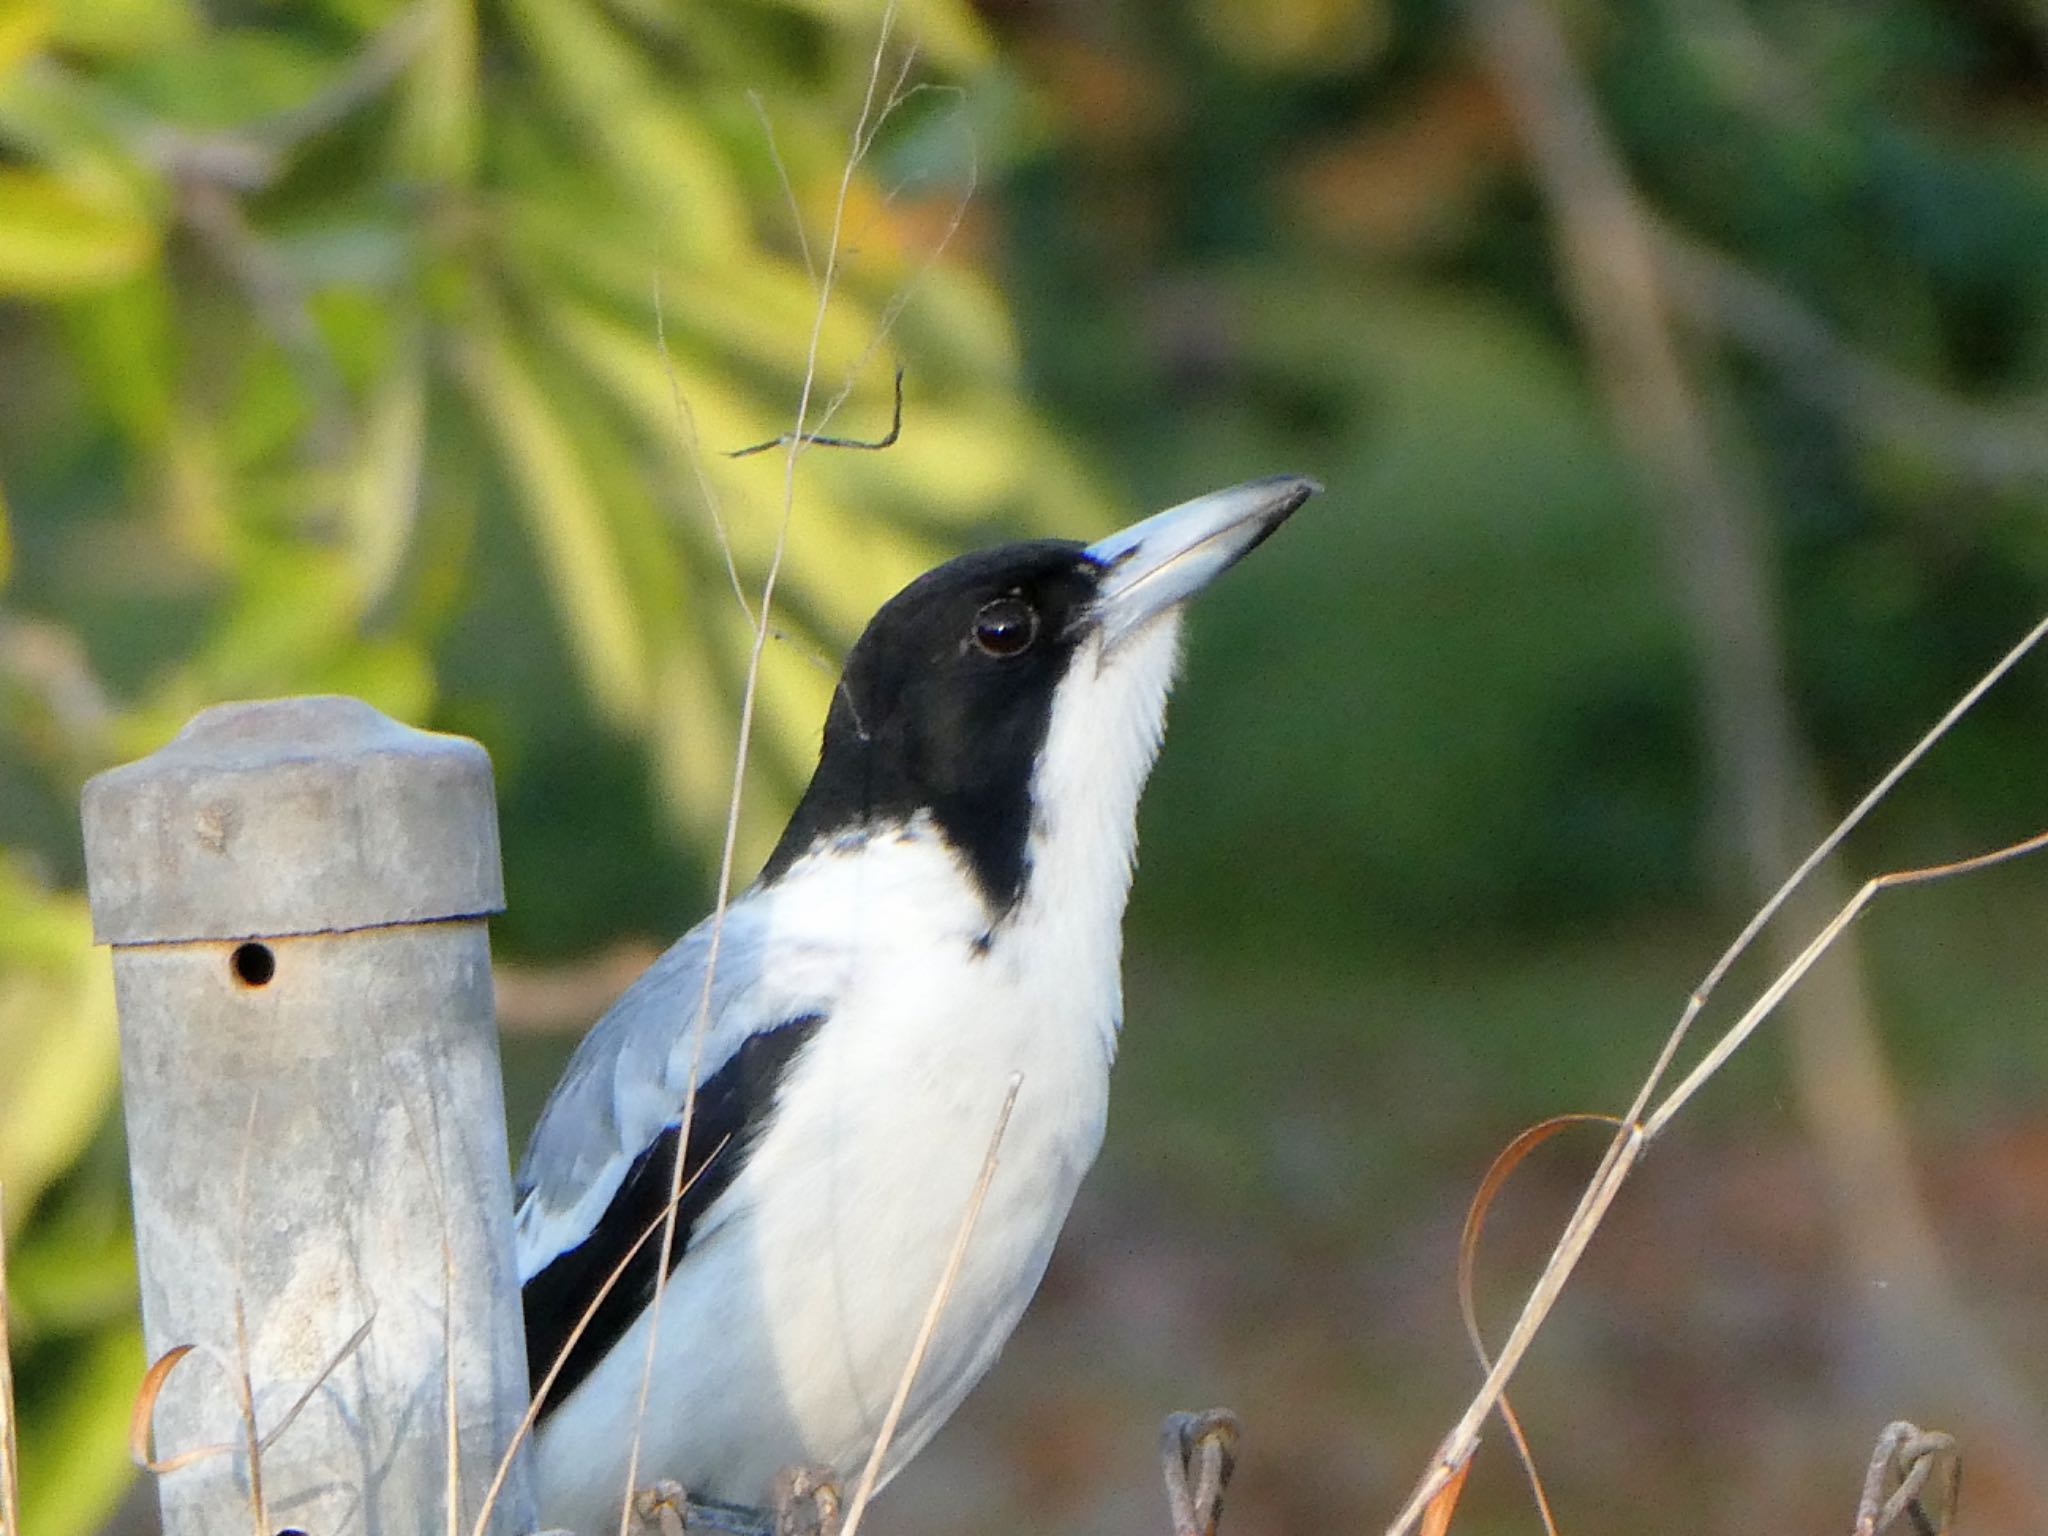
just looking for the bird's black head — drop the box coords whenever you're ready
[761,538,1103,913]
[759,475,1321,917]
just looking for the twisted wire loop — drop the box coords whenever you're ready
[1854,1422,1960,1536]
[1161,1409,1243,1536]
[592,1479,782,1536]
[771,1463,846,1536]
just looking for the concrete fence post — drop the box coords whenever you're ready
[80,695,535,1536]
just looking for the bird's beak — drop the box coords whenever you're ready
[1084,474,1321,650]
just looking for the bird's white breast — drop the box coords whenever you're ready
[533,619,1184,1529]
[531,830,1117,1522]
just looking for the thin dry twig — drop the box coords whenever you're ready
[612,15,978,1529]
[727,365,905,458]
[837,1074,1023,1536]
[229,1095,268,1536]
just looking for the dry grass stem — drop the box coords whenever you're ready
[468,1136,732,1536]
[838,1073,1022,1536]
[0,1187,20,1536]
[1642,826,2048,1142]
[1386,606,2048,1534]
[747,89,816,284]
[622,6,988,1527]
[617,8,906,1518]
[229,1094,267,1536]
[652,274,754,629]
[444,1239,461,1536]
[231,1295,266,1536]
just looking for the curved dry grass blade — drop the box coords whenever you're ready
[1457,1114,1621,1536]
[130,1345,233,1474]
[1385,598,2048,1536]
[129,1311,376,1477]
[1387,1120,1647,1536]
[838,1074,1022,1536]
[1418,1448,1473,1536]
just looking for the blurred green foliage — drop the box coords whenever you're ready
[4,0,2048,1531]
[0,0,1105,1525]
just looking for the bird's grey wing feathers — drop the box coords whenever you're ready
[511,891,842,1413]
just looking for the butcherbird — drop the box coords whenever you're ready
[514,475,1320,1533]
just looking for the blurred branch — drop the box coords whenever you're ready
[0,615,116,756]
[134,9,440,480]
[176,180,354,467]
[1656,229,2048,492]
[139,5,436,192]
[1471,0,2048,1517]
[492,942,664,1036]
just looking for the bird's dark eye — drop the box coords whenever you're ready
[971,596,1039,658]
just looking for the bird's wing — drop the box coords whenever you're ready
[512,891,841,1409]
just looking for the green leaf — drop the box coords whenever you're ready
[47,0,198,58]
[15,1320,146,1536]
[453,321,654,728]
[0,167,155,294]
[0,864,118,1223]
[503,0,748,261]
[394,0,479,182]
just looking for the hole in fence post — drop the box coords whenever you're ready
[231,942,276,988]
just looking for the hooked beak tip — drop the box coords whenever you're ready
[1084,474,1322,642]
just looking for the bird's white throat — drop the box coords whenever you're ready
[990,611,1185,1044]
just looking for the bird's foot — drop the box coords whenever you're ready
[770,1464,844,1536]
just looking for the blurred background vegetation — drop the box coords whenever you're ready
[3,0,2048,1532]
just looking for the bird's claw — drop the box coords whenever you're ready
[771,1464,844,1536]
[1161,1408,1242,1536]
